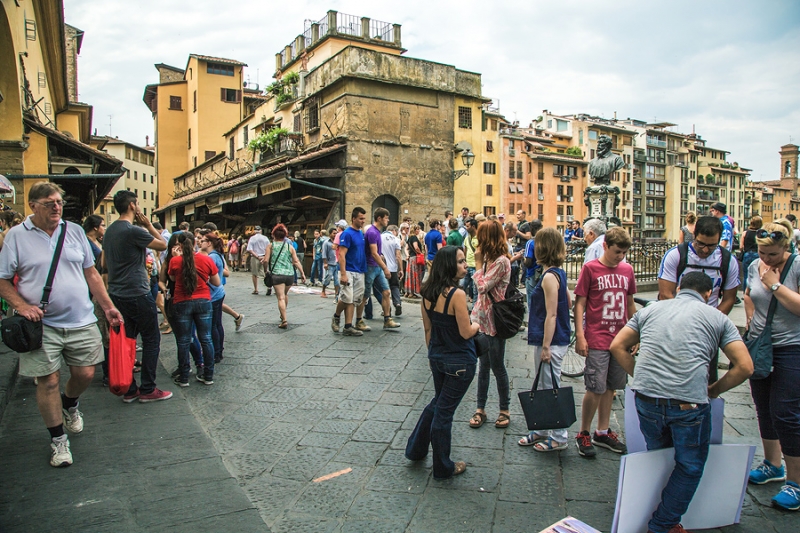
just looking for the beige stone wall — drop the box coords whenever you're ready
[64,25,79,102]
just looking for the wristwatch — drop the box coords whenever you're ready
[770,282,782,292]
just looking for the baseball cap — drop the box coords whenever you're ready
[335,219,348,228]
[474,214,487,222]
[498,213,506,218]
[254,225,262,232]
[710,202,727,214]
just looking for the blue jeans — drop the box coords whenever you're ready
[635,397,712,533]
[211,297,225,362]
[406,360,476,479]
[310,257,324,284]
[462,267,476,301]
[323,264,340,289]
[741,251,758,292]
[475,333,510,411]
[172,299,214,380]
[110,292,160,395]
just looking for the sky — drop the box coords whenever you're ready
[65,0,800,182]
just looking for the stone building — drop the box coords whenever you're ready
[152,11,489,243]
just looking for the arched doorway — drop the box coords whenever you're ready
[372,194,400,226]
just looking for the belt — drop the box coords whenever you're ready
[635,392,699,409]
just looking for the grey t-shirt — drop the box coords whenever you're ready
[627,290,742,404]
[747,255,800,346]
[104,220,156,298]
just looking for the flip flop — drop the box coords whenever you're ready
[469,411,487,428]
[495,413,510,428]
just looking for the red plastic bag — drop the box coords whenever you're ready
[108,323,136,396]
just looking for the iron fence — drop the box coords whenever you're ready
[563,240,677,281]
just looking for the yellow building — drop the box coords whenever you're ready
[0,0,121,219]
[89,136,156,224]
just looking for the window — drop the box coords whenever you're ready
[484,206,496,216]
[193,90,197,112]
[538,184,543,195]
[486,184,493,196]
[458,107,472,129]
[579,129,584,145]
[193,156,197,167]
[557,185,564,197]
[567,166,578,177]
[556,119,568,132]
[509,165,515,179]
[490,119,498,131]
[169,96,182,110]
[646,182,665,196]
[151,192,154,201]
[229,137,235,160]
[567,186,574,197]
[38,72,46,88]
[142,190,146,199]
[633,182,641,195]
[486,141,493,152]
[134,171,138,181]
[204,150,215,161]
[588,130,598,140]
[221,88,241,103]
[25,19,36,40]
[99,205,104,215]
[188,129,191,149]
[567,205,574,216]
[553,164,565,176]
[304,97,320,131]
[538,204,544,219]
[509,203,515,214]
[111,206,116,214]
[151,175,154,184]
[528,162,532,173]
[557,205,564,215]
[134,188,138,195]
[509,185,516,194]
[207,63,235,76]
[293,113,302,133]
[483,162,496,174]
[143,208,147,215]
[243,126,249,146]
[516,161,523,178]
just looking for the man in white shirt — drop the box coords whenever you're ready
[583,219,607,265]
[0,182,123,467]
[381,225,404,316]
[246,226,270,295]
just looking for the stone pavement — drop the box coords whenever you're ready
[0,273,796,533]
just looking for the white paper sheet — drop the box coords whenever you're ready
[624,387,725,454]
[612,444,755,533]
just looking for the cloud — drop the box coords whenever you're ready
[64,0,800,180]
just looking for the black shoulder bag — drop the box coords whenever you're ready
[518,361,577,431]
[2,222,68,353]
[485,261,526,340]
[264,243,286,288]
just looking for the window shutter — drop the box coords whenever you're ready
[221,88,226,101]
[236,90,242,103]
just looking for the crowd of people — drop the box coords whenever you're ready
[2,186,800,528]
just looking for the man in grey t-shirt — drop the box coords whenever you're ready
[104,190,169,403]
[610,272,752,533]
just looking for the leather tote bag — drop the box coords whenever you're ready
[518,361,577,431]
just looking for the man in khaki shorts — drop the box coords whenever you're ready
[332,207,368,336]
[0,182,123,467]
[246,226,270,294]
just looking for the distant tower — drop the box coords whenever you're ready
[780,144,798,179]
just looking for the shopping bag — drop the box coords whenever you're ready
[108,323,136,396]
[518,361,577,430]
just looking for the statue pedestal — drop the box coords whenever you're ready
[584,185,621,227]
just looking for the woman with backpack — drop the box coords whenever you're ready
[468,220,512,430]
[199,232,243,363]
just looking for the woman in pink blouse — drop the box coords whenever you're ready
[468,220,512,429]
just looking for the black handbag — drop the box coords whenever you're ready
[518,361,577,431]
[264,243,286,288]
[744,254,796,380]
[486,264,526,339]
[1,222,68,353]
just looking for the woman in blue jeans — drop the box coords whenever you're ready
[406,246,479,479]
[744,219,800,511]
[167,232,220,386]
[199,232,231,364]
[740,216,761,292]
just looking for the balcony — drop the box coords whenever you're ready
[645,173,666,181]
[675,161,689,168]
[647,137,667,148]
[633,151,647,163]
[646,156,666,164]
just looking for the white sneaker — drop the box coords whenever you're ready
[50,436,73,467]
[62,406,84,434]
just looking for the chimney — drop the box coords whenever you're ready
[146,135,149,146]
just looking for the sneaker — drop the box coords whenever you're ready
[235,313,245,332]
[138,389,173,403]
[102,376,109,387]
[355,319,371,332]
[383,318,401,329]
[50,436,72,467]
[196,374,213,385]
[772,481,800,511]
[343,326,363,337]
[749,459,786,485]
[395,305,402,316]
[592,430,627,454]
[333,296,339,304]
[331,315,341,333]
[173,376,189,388]
[576,431,596,458]
[122,390,140,403]
[62,406,84,434]
[196,365,204,377]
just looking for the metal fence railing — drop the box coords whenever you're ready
[563,240,677,282]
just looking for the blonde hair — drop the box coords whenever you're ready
[685,211,697,225]
[756,219,793,249]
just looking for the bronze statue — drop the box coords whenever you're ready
[588,134,625,186]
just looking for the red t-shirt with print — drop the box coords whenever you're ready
[574,259,637,350]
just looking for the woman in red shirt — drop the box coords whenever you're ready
[167,232,220,386]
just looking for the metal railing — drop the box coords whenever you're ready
[647,138,667,148]
[337,12,362,36]
[370,19,393,40]
[564,240,677,282]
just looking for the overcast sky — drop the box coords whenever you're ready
[65,0,799,182]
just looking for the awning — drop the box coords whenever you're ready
[184,204,195,216]
[233,184,258,202]
[260,178,290,196]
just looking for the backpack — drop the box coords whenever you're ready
[229,240,239,255]
[675,242,731,289]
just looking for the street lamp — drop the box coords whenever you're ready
[453,149,475,181]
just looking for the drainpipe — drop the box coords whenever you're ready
[284,168,345,221]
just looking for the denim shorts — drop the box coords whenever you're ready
[365,265,390,295]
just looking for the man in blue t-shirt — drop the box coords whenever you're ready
[523,219,544,307]
[332,207,368,336]
[710,202,733,251]
[364,208,400,330]
[424,219,443,263]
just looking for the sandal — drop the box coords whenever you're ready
[518,434,547,447]
[495,413,510,428]
[133,361,142,373]
[278,320,288,329]
[252,290,259,295]
[533,437,568,452]
[162,327,172,335]
[469,411,487,428]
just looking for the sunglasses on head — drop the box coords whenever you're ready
[756,229,786,241]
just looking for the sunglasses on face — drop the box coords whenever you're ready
[756,229,786,241]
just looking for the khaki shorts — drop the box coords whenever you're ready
[250,256,265,277]
[584,348,627,394]
[93,298,109,348]
[339,271,365,305]
[19,323,103,378]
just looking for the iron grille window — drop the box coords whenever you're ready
[483,162,496,174]
[169,96,182,110]
[305,98,320,132]
[207,63,234,76]
[458,106,472,129]
[293,113,302,133]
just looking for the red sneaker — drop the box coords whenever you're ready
[138,389,173,403]
[122,390,140,403]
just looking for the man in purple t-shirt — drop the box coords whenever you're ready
[364,208,400,329]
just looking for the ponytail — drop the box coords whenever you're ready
[177,233,198,294]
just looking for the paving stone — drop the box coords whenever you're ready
[290,365,342,378]
[277,376,331,389]
[347,382,388,401]
[270,446,338,482]
[560,453,620,502]
[499,464,565,505]
[387,380,427,394]
[351,420,400,443]
[565,500,615,532]
[235,401,293,419]
[379,391,420,406]
[269,513,339,533]
[492,501,567,533]
[243,474,306,524]
[291,482,360,519]
[346,490,420,522]
[365,464,431,494]
[243,422,314,454]
[338,518,412,533]
[365,369,401,383]
[297,431,351,449]
[258,387,315,404]
[435,464,501,492]
[313,419,361,435]
[333,441,389,467]
[223,451,283,483]
[409,488,496,532]
[367,404,411,422]
[326,373,365,390]
[209,415,273,453]
[309,387,351,402]
[279,407,332,424]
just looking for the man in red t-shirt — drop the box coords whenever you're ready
[574,226,637,458]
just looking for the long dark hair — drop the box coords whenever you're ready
[420,246,461,303]
[176,232,197,294]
